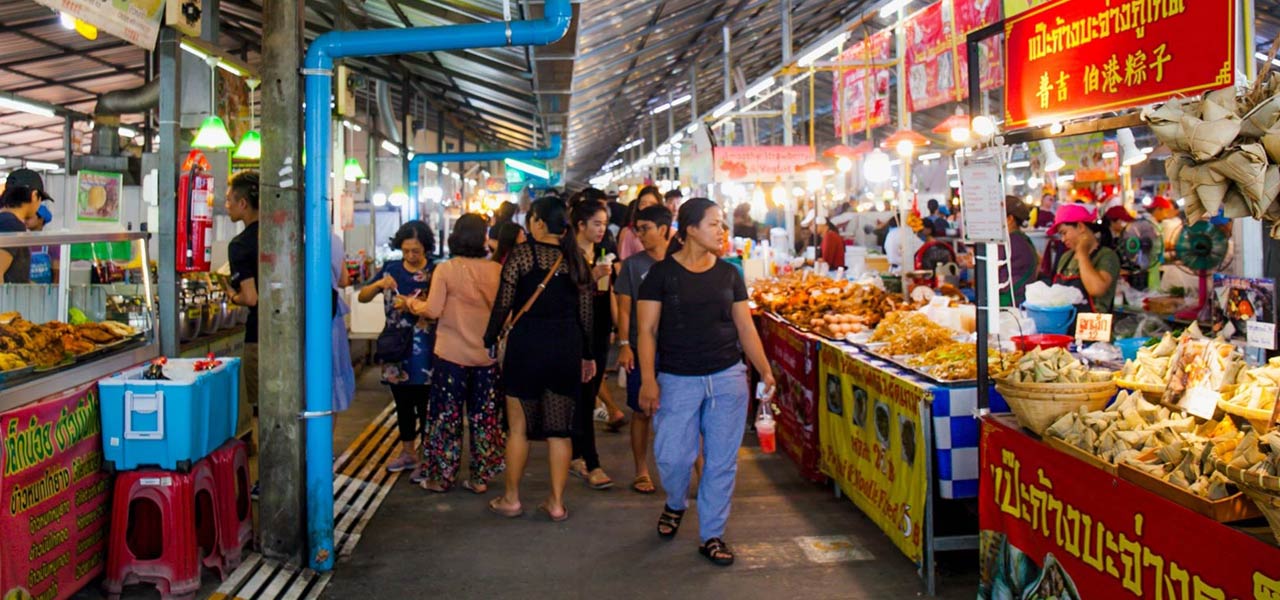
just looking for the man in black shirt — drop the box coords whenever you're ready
[0,168,54,283]
[225,171,261,434]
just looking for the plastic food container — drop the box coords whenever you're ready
[1022,303,1077,335]
[1010,334,1074,352]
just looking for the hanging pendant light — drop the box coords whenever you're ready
[343,157,366,182]
[193,56,235,150]
[233,130,261,160]
[193,115,236,149]
[234,79,262,160]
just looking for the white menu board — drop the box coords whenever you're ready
[959,153,1006,243]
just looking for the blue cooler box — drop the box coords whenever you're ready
[99,357,241,472]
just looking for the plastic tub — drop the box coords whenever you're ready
[1010,334,1074,351]
[1022,303,1077,335]
[1114,337,1152,361]
[99,358,241,472]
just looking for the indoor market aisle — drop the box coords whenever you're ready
[320,376,979,600]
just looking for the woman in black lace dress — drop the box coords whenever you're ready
[483,196,595,522]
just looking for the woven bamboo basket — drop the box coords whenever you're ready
[1114,377,1165,403]
[995,384,1116,435]
[1211,450,1280,543]
[1218,398,1276,433]
[995,372,1117,396]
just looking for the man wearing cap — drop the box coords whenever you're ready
[0,168,54,283]
[1048,204,1122,313]
[999,196,1040,307]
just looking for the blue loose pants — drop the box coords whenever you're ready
[653,362,749,542]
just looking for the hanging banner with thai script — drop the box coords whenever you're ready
[759,314,824,483]
[713,146,815,182]
[953,0,1004,94]
[833,30,894,138]
[979,415,1280,599]
[905,2,958,112]
[32,0,164,50]
[818,343,930,563]
[0,383,110,600]
[1003,0,1235,129]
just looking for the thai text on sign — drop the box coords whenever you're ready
[979,416,1280,599]
[1003,0,1235,128]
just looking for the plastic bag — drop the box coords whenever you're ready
[1078,342,1123,364]
[1024,281,1085,308]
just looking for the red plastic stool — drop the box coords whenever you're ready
[103,470,202,600]
[208,438,252,569]
[191,457,226,579]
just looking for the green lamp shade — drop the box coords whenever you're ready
[233,130,261,160]
[192,115,236,149]
[343,157,365,182]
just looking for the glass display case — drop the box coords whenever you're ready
[0,231,159,411]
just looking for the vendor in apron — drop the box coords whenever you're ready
[1047,204,1121,316]
[999,196,1039,307]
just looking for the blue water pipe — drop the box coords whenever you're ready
[405,134,562,219]
[301,2,571,571]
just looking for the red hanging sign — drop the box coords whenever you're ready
[1003,0,1235,129]
[833,30,894,137]
[979,416,1280,599]
[954,0,1004,95]
[905,2,956,112]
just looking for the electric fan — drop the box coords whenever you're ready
[1172,221,1230,322]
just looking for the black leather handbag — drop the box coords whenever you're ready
[374,324,414,363]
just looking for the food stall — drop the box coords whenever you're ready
[0,230,156,597]
[964,0,1280,596]
[753,272,1012,593]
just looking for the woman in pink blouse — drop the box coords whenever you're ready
[403,214,505,493]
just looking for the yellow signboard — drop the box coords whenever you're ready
[1002,0,1052,17]
[33,0,164,50]
[818,344,931,563]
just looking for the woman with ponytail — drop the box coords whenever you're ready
[483,195,595,522]
[636,198,775,566]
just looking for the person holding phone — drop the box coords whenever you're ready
[1047,204,1121,314]
[360,220,436,478]
[636,198,775,567]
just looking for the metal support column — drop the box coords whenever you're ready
[157,28,180,358]
[258,0,307,562]
[437,109,446,255]
[781,0,794,147]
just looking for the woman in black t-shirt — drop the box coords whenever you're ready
[636,198,775,567]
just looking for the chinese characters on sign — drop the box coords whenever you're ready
[1004,0,1235,129]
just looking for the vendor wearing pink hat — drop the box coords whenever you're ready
[1048,204,1122,313]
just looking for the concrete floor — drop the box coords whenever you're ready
[321,371,980,600]
[87,361,980,599]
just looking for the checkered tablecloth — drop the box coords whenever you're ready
[822,341,1006,499]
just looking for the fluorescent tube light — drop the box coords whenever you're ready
[745,77,775,98]
[797,32,850,67]
[0,96,56,118]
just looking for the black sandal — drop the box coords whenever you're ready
[699,537,735,566]
[656,505,685,539]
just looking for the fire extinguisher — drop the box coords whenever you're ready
[176,149,214,272]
